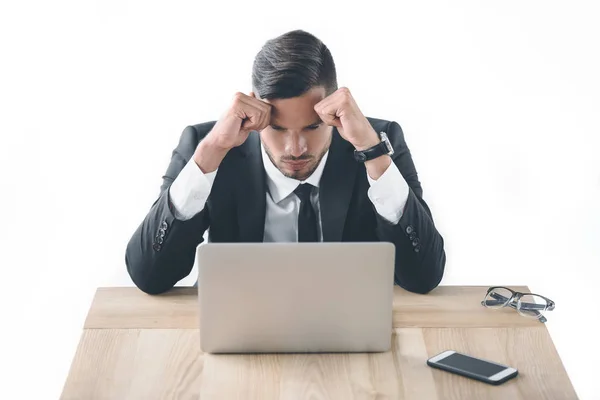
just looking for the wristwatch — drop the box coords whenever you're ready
[353,132,394,162]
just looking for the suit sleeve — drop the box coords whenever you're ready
[374,121,446,294]
[125,125,211,294]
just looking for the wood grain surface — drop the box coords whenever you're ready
[85,286,540,329]
[60,286,577,399]
[61,328,576,399]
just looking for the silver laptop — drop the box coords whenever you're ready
[196,242,395,353]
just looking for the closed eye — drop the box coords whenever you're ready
[270,123,321,131]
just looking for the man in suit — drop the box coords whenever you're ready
[126,29,446,295]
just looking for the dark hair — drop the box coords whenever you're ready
[252,30,338,100]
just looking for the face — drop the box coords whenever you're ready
[259,86,333,181]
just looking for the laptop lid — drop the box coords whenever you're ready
[197,242,395,353]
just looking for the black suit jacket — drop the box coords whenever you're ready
[125,117,446,295]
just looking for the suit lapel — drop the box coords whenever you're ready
[236,131,266,242]
[320,128,358,242]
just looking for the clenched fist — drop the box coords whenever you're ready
[210,92,273,150]
[313,87,379,151]
[193,92,272,172]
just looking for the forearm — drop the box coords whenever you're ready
[193,132,230,173]
[353,128,392,181]
[364,119,445,293]
[364,154,392,180]
[125,184,210,294]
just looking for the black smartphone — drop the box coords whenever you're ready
[427,350,518,385]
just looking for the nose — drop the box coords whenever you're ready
[286,133,307,158]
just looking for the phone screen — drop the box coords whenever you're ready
[436,352,506,377]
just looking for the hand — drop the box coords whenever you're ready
[193,91,272,172]
[209,91,273,150]
[315,87,392,179]
[313,87,379,150]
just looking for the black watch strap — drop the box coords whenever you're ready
[353,132,394,162]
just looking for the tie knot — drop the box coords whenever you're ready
[294,183,314,202]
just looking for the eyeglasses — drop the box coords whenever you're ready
[481,286,555,323]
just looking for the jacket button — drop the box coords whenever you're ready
[158,229,165,238]
[409,232,417,240]
[156,236,164,244]
[412,238,420,247]
[406,225,414,235]
[153,243,162,252]
[414,244,421,253]
[161,221,168,230]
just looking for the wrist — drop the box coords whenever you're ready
[352,129,380,151]
[193,134,229,173]
[365,155,392,180]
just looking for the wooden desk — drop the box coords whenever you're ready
[61,286,577,399]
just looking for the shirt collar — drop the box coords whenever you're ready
[260,141,329,204]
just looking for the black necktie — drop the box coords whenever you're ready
[294,183,318,242]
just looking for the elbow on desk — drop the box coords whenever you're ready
[396,248,446,295]
[125,248,174,296]
[397,279,440,295]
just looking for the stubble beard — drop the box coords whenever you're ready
[263,139,331,181]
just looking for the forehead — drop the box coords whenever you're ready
[266,87,326,127]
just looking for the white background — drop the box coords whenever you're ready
[1,0,599,398]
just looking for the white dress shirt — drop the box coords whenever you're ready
[168,141,411,242]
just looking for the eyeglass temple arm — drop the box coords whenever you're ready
[481,298,548,322]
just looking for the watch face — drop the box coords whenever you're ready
[381,132,394,155]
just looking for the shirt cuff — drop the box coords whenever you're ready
[366,160,410,225]
[168,158,218,221]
